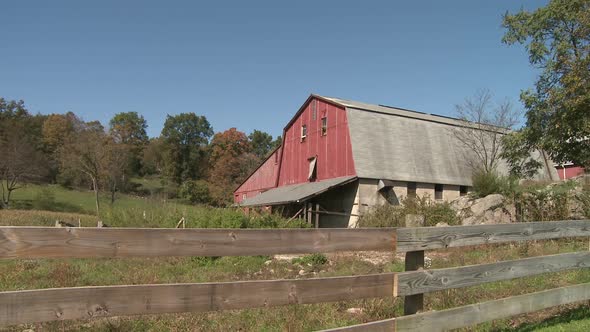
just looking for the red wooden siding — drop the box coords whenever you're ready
[555,165,585,180]
[278,97,355,186]
[234,147,282,203]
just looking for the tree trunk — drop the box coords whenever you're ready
[0,182,5,209]
[5,189,13,209]
[110,181,116,205]
[92,177,100,217]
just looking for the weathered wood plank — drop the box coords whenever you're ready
[319,318,396,332]
[0,227,396,259]
[403,250,424,315]
[397,251,590,296]
[0,273,395,326]
[396,282,590,331]
[396,220,590,252]
[327,283,590,332]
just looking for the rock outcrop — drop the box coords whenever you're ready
[451,194,516,225]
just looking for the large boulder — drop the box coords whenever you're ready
[470,194,504,216]
[452,194,516,225]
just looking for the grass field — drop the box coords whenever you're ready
[3,183,304,229]
[1,184,590,331]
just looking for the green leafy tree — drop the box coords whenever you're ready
[142,137,166,175]
[0,99,47,208]
[502,0,590,171]
[161,113,213,183]
[178,179,210,204]
[248,130,274,159]
[272,135,282,150]
[109,112,148,174]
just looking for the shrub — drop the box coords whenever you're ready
[471,170,518,198]
[178,180,210,204]
[578,191,590,218]
[357,196,460,228]
[577,181,590,219]
[190,256,220,267]
[292,253,328,268]
[357,204,405,228]
[512,182,576,222]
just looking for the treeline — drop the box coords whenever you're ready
[0,98,281,213]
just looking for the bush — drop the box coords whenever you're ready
[292,253,328,268]
[512,181,576,222]
[190,256,220,267]
[471,170,518,198]
[578,191,590,218]
[178,180,210,204]
[357,196,460,228]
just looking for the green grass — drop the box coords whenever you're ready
[3,183,305,229]
[510,306,590,332]
[2,239,590,331]
[9,183,149,214]
[2,184,590,330]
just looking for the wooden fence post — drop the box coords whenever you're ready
[315,203,320,228]
[404,214,425,315]
[403,250,425,315]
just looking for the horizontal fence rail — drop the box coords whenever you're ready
[0,227,396,259]
[397,220,590,252]
[3,220,590,259]
[323,283,590,332]
[395,251,590,296]
[4,251,588,326]
[2,220,590,329]
[0,273,394,326]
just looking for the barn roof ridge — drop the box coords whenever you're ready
[313,94,490,129]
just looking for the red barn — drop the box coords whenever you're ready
[554,163,585,180]
[235,94,558,228]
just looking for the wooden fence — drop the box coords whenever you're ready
[1,220,590,330]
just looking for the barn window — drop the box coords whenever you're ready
[407,182,417,198]
[460,186,468,196]
[308,156,317,181]
[321,117,327,136]
[301,124,307,142]
[312,100,317,120]
[435,184,443,200]
[242,194,247,200]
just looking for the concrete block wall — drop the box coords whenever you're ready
[357,178,465,206]
[442,185,461,201]
[345,178,469,228]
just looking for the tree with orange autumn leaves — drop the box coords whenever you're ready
[207,128,260,205]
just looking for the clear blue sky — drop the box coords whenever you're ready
[1,1,546,138]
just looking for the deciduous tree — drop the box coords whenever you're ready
[248,130,274,159]
[502,0,590,170]
[59,124,108,216]
[0,99,47,208]
[161,113,213,183]
[109,112,148,174]
[208,128,256,205]
[0,126,47,208]
[453,89,520,173]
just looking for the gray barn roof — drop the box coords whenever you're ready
[317,95,558,186]
[241,176,357,207]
